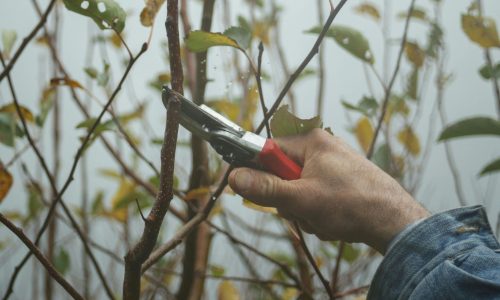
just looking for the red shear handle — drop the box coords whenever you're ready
[258,139,302,180]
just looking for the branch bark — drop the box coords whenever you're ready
[0,214,84,300]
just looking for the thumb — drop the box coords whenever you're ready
[228,167,297,208]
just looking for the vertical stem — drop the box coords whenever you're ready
[178,1,215,299]
[46,5,61,299]
[316,0,326,116]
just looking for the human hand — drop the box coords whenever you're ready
[228,129,429,254]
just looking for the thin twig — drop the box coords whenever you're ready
[0,52,117,300]
[334,285,369,299]
[0,0,57,82]
[0,214,84,300]
[256,42,271,137]
[331,241,344,293]
[256,0,348,133]
[293,222,332,298]
[366,0,416,158]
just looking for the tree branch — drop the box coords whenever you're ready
[0,214,83,300]
[0,0,56,82]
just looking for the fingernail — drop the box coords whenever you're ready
[234,170,253,191]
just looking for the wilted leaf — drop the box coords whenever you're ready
[354,117,373,154]
[438,117,500,141]
[140,0,165,27]
[354,3,380,22]
[186,30,240,52]
[461,14,500,48]
[306,25,374,64]
[108,32,123,48]
[252,21,270,45]
[224,26,252,49]
[479,63,500,80]
[397,7,428,22]
[397,126,420,156]
[36,87,56,127]
[405,41,425,68]
[270,105,323,137]
[0,103,35,123]
[50,77,83,89]
[62,0,127,33]
[217,280,240,300]
[407,67,419,100]
[1,30,17,59]
[54,248,70,275]
[184,187,211,201]
[480,157,500,176]
[242,199,277,214]
[0,164,13,202]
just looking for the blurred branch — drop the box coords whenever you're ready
[256,0,348,133]
[0,0,56,82]
[334,285,369,299]
[0,52,116,300]
[316,0,326,116]
[0,214,84,300]
[367,0,416,158]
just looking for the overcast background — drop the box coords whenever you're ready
[1,0,500,298]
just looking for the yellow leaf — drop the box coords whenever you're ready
[217,280,240,300]
[3,211,23,221]
[109,32,123,48]
[98,168,122,179]
[186,31,239,52]
[0,103,35,123]
[140,0,166,27]
[50,77,83,89]
[281,288,298,300]
[242,199,277,214]
[397,126,420,156]
[461,14,500,48]
[355,117,374,154]
[0,163,13,202]
[206,100,240,123]
[405,41,425,68]
[109,180,136,222]
[184,187,211,201]
[253,21,270,45]
[354,3,380,22]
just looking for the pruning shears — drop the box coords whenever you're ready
[162,86,302,180]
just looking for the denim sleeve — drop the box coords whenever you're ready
[368,205,500,300]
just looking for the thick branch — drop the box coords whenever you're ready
[0,214,83,300]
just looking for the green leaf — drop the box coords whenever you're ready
[84,67,98,79]
[185,30,240,52]
[54,248,71,275]
[1,30,17,59]
[223,26,252,49]
[76,117,114,135]
[91,191,105,215]
[341,96,378,117]
[209,264,226,277]
[407,67,419,100]
[461,14,500,48]
[36,87,56,127]
[372,144,390,171]
[306,25,374,64]
[0,113,16,147]
[438,117,500,141]
[426,22,443,58]
[270,105,323,137]
[26,183,44,222]
[480,157,500,176]
[62,0,126,33]
[343,243,360,263]
[479,63,500,80]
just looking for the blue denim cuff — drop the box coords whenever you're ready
[367,205,499,299]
